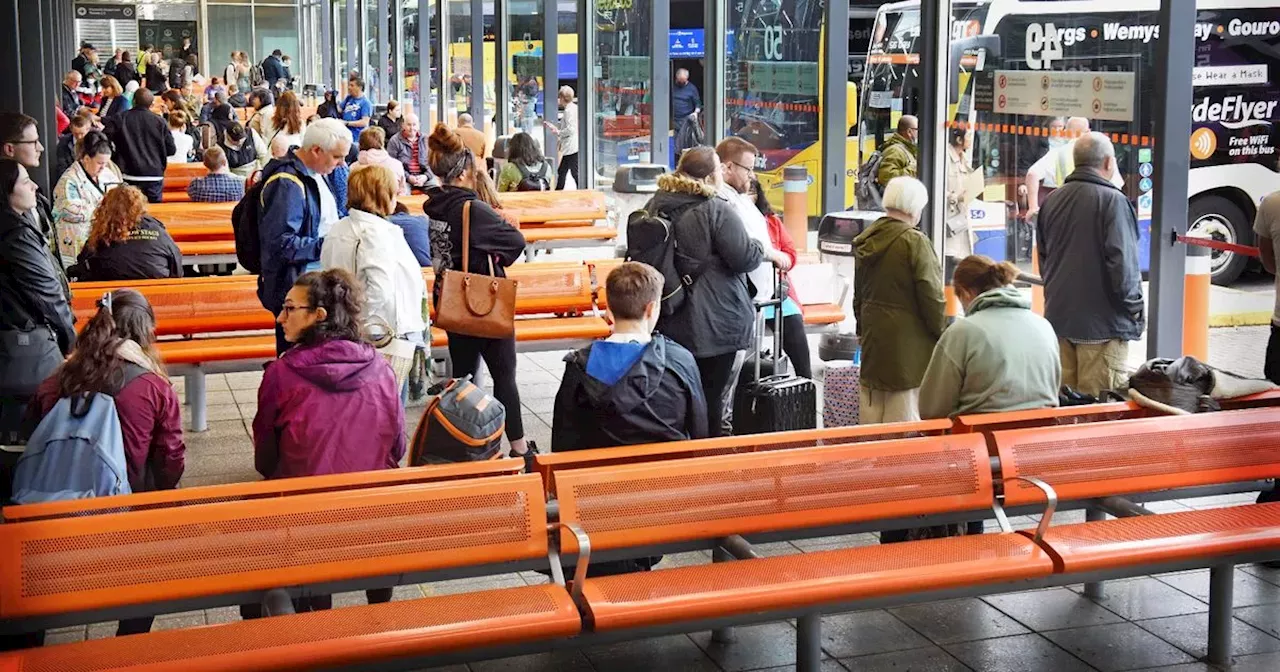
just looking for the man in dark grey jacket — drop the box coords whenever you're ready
[1037,132,1144,397]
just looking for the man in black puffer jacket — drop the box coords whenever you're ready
[103,89,175,203]
[643,147,775,437]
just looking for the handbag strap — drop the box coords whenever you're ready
[461,200,471,273]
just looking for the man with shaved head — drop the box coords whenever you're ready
[1036,131,1144,397]
[388,112,435,190]
[1026,117,1123,217]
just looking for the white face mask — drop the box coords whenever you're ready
[1048,137,1068,149]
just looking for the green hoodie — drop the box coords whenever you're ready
[918,287,1062,418]
[877,133,918,186]
[852,216,945,391]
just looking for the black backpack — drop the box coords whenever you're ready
[855,150,886,210]
[231,165,303,274]
[515,161,551,191]
[167,59,188,90]
[625,207,702,317]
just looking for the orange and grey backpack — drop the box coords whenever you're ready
[410,375,506,465]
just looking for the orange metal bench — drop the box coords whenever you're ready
[552,435,1053,650]
[0,473,581,671]
[534,419,952,494]
[952,401,1151,435]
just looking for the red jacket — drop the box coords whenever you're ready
[30,371,186,492]
[765,213,801,306]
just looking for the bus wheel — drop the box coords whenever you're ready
[1188,195,1248,287]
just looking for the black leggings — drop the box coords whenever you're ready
[556,153,579,190]
[768,313,813,379]
[448,333,524,442]
[696,352,741,439]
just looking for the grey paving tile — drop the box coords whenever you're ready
[889,598,1031,644]
[943,633,1094,672]
[654,550,713,569]
[152,610,207,631]
[1231,650,1280,672]
[839,645,971,672]
[1125,665,1217,672]
[1141,500,1196,513]
[1076,577,1209,620]
[1042,622,1195,672]
[582,634,719,672]
[521,395,557,415]
[183,449,256,478]
[421,573,526,597]
[181,418,250,440]
[202,389,239,406]
[332,591,366,608]
[205,606,240,625]
[982,588,1124,631]
[790,534,878,553]
[86,622,118,640]
[1238,563,1280,586]
[231,387,260,405]
[514,368,562,385]
[747,660,848,672]
[690,621,806,671]
[470,649,594,672]
[1234,604,1280,639]
[816,610,931,658]
[1136,613,1280,659]
[43,629,87,644]
[1157,569,1280,607]
[409,666,469,672]
[393,584,424,600]
[183,431,254,456]
[181,472,261,487]
[224,371,265,390]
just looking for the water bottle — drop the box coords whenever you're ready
[851,343,862,367]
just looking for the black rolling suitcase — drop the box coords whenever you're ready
[732,272,818,435]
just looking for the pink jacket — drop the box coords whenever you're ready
[356,148,409,195]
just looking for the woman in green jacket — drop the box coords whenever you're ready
[852,176,946,423]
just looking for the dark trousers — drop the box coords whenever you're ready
[696,352,741,439]
[768,313,813,379]
[1265,325,1280,385]
[448,332,525,441]
[126,179,165,203]
[556,153,579,190]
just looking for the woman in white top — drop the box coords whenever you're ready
[167,110,194,163]
[269,90,307,159]
[51,131,123,268]
[320,164,426,399]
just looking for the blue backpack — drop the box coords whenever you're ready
[11,366,144,504]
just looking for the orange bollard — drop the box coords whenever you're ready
[783,166,809,252]
[1183,236,1211,360]
[1031,244,1045,316]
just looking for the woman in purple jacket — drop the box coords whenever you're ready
[249,267,404,614]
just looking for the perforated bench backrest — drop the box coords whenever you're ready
[3,460,523,523]
[0,473,546,619]
[399,191,606,225]
[997,408,1280,507]
[553,434,991,553]
[71,279,269,336]
[536,420,953,495]
[953,402,1148,434]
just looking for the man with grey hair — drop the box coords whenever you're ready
[257,117,353,354]
[1037,131,1144,397]
[544,86,579,189]
[673,68,702,156]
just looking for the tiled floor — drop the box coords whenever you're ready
[36,326,1279,670]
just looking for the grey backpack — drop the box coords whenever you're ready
[409,376,506,464]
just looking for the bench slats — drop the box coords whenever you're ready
[954,401,1147,433]
[0,474,546,619]
[996,408,1280,507]
[1035,502,1280,573]
[553,435,992,553]
[1,584,580,672]
[581,533,1053,631]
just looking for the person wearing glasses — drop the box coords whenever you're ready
[876,115,919,189]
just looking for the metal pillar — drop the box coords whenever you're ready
[376,0,390,103]
[703,0,726,143]
[650,0,670,168]
[0,4,21,115]
[321,1,334,90]
[918,0,951,258]
[469,0,484,124]
[17,0,53,193]
[1082,507,1108,599]
[346,0,359,82]
[796,614,822,672]
[418,0,433,122]
[1147,0,1196,359]
[188,370,208,433]
[542,0,559,166]
[494,0,509,134]
[436,0,449,126]
[822,0,850,216]
[1207,563,1235,666]
[576,0,594,188]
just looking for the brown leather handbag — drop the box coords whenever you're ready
[434,201,519,339]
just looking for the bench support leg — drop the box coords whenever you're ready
[183,373,193,406]
[1082,507,1107,599]
[1208,563,1235,667]
[189,370,208,433]
[796,613,822,672]
[709,546,736,643]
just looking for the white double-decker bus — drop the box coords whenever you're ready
[859,0,1280,284]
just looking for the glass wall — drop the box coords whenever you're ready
[726,0,823,214]
[446,0,472,125]
[208,0,300,82]
[506,0,544,141]
[334,0,349,88]
[255,6,299,69]
[593,0,653,182]
[363,0,380,98]
[404,0,440,120]
[208,5,254,74]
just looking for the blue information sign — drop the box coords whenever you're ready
[670,29,705,58]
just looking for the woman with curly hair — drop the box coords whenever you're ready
[26,288,184,634]
[69,185,182,282]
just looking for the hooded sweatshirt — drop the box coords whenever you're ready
[852,215,946,391]
[918,287,1061,419]
[551,334,708,451]
[421,185,526,307]
[252,338,406,479]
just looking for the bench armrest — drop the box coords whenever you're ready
[1005,476,1058,544]
[547,522,591,604]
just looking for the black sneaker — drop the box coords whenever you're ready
[521,441,540,473]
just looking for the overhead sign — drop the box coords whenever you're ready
[75,3,135,20]
[991,70,1135,122]
[669,29,704,58]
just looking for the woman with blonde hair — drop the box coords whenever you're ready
[269,90,307,159]
[69,185,182,282]
[918,254,1060,419]
[321,165,425,400]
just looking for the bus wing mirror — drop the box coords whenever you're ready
[950,35,1003,104]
